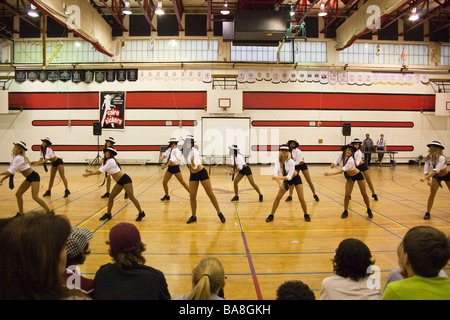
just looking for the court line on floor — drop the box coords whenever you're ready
[313,180,408,240]
[227,170,264,300]
[76,171,163,229]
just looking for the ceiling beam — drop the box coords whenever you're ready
[171,0,184,31]
[99,0,128,31]
[136,0,157,31]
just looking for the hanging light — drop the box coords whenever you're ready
[289,2,295,16]
[221,2,230,15]
[123,1,132,15]
[155,1,165,15]
[27,4,39,17]
[318,1,327,17]
[409,7,419,21]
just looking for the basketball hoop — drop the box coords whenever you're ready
[218,98,231,111]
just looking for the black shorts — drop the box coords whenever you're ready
[238,166,252,176]
[189,168,209,181]
[344,171,364,182]
[356,162,369,172]
[117,173,132,186]
[25,171,40,183]
[167,165,181,174]
[295,163,308,171]
[51,158,64,167]
[283,174,302,191]
[434,171,450,183]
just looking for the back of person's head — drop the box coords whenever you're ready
[333,238,375,281]
[402,226,450,278]
[276,280,315,300]
[108,222,145,268]
[66,226,93,267]
[0,211,72,300]
[188,257,225,300]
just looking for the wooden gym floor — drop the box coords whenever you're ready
[0,163,449,300]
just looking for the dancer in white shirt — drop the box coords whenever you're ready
[0,141,53,216]
[31,137,70,198]
[324,144,373,219]
[228,145,263,202]
[420,141,449,220]
[83,147,145,222]
[351,138,378,201]
[266,145,310,223]
[182,135,225,224]
[285,139,319,202]
[159,137,189,201]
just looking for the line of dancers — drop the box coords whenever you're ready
[1,136,448,222]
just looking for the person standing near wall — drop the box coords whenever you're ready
[420,141,449,220]
[376,134,387,165]
[362,134,374,166]
[31,137,70,198]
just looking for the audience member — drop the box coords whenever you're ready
[63,226,95,298]
[93,222,171,300]
[172,257,226,300]
[382,226,450,300]
[276,280,315,300]
[0,210,89,300]
[384,241,448,292]
[320,238,381,300]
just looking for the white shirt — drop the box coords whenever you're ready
[163,146,183,165]
[424,155,447,175]
[99,159,121,175]
[320,275,381,300]
[354,150,363,166]
[334,154,357,172]
[8,155,31,174]
[290,148,302,165]
[274,158,295,180]
[228,153,246,170]
[41,147,56,160]
[185,148,202,170]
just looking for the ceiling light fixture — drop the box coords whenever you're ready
[155,1,165,15]
[409,7,419,21]
[221,2,230,15]
[27,4,39,17]
[123,1,132,15]
[289,2,295,16]
[318,1,327,17]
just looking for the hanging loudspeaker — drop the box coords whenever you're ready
[342,123,351,136]
[93,122,102,136]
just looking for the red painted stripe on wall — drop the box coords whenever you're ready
[244,92,435,111]
[126,91,206,109]
[9,92,206,110]
[251,120,414,128]
[32,120,197,126]
[9,92,99,109]
[252,145,414,152]
[31,145,162,152]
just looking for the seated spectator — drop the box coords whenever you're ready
[93,222,171,300]
[276,280,315,300]
[320,238,381,300]
[172,257,226,300]
[383,241,448,292]
[382,226,450,300]
[63,226,95,298]
[0,210,90,300]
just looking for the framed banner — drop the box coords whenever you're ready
[100,92,125,129]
